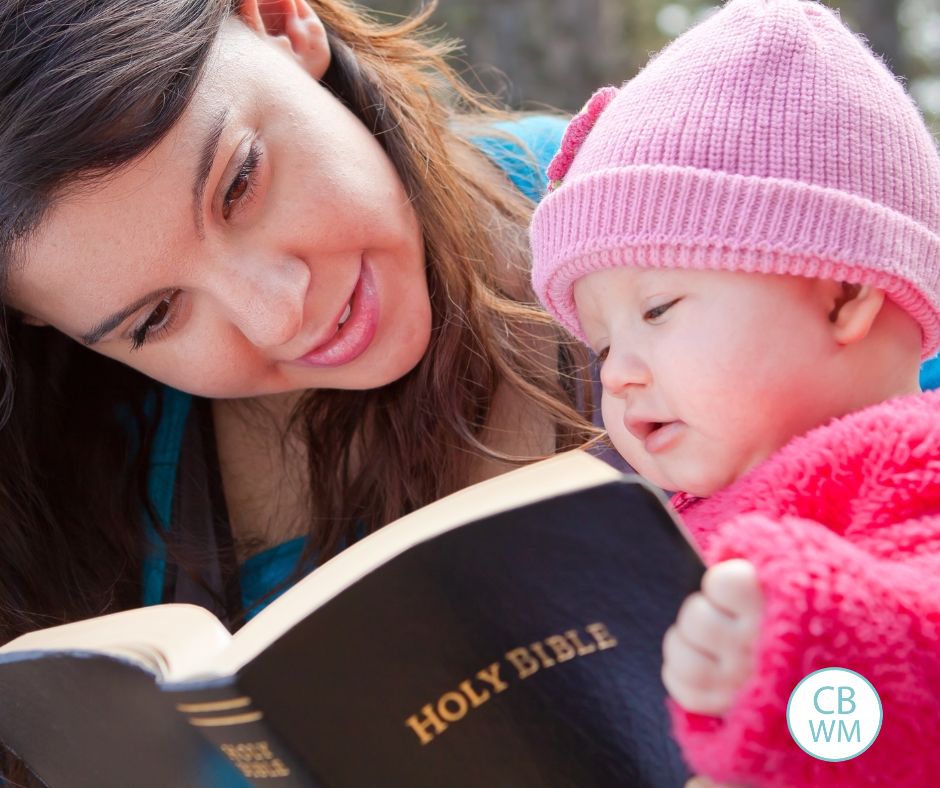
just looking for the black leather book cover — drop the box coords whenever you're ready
[238,479,703,788]
[0,476,704,788]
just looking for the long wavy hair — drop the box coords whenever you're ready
[0,0,596,667]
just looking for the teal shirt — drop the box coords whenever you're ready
[142,116,568,617]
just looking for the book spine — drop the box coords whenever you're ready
[166,682,322,788]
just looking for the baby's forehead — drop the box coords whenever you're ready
[571,267,666,327]
[577,266,681,293]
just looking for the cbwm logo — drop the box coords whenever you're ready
[787,667,883,761]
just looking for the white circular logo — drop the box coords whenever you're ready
[787,667,882,761]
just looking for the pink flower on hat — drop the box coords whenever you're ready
[546,86,618,192]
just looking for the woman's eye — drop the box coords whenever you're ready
[131,292,181,350]
[222,143,262,220]
[596,346,610,362]
[644,298,680,322]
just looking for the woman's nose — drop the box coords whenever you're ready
[211,254,310,349]
[599,348,652,397]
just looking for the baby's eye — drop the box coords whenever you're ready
[644,298,681,322]
[596,346,610,362]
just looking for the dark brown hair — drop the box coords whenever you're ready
[0,0,234,637]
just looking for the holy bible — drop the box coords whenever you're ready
[0,450,704,788]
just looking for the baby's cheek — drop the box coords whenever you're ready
[601,401,641,462]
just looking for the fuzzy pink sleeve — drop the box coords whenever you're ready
[670,512,940,787]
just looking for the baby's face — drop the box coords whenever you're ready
[574,268,845,496]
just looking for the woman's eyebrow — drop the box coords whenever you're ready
[192,107,230,238]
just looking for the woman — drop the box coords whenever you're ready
[0,1,597,779]
[0,0,595,653]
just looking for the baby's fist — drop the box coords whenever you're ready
[662,558,763,716]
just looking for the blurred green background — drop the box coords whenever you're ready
[370,0,940,133]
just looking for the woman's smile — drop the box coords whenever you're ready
[294,257,378,368]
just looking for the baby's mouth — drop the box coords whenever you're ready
[626,419,669,443]
[631,419,687,454]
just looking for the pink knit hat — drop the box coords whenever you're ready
[530,0,940,358]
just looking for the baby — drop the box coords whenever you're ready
[530,0,940,785]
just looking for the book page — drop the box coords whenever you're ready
[214,450,623,676]
[0,604,232,682]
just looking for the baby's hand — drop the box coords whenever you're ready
[662,559,763,716]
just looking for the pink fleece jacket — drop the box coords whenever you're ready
[669,389,940,787]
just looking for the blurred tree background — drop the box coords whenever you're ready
[369,0,940,133]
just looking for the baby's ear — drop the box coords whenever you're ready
[238,0,331,79]
[826,281,885,346]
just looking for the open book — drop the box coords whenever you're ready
[0,450,704,788]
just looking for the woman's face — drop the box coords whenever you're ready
[6,12,431,398]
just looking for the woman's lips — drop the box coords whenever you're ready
[295,261,379,368]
